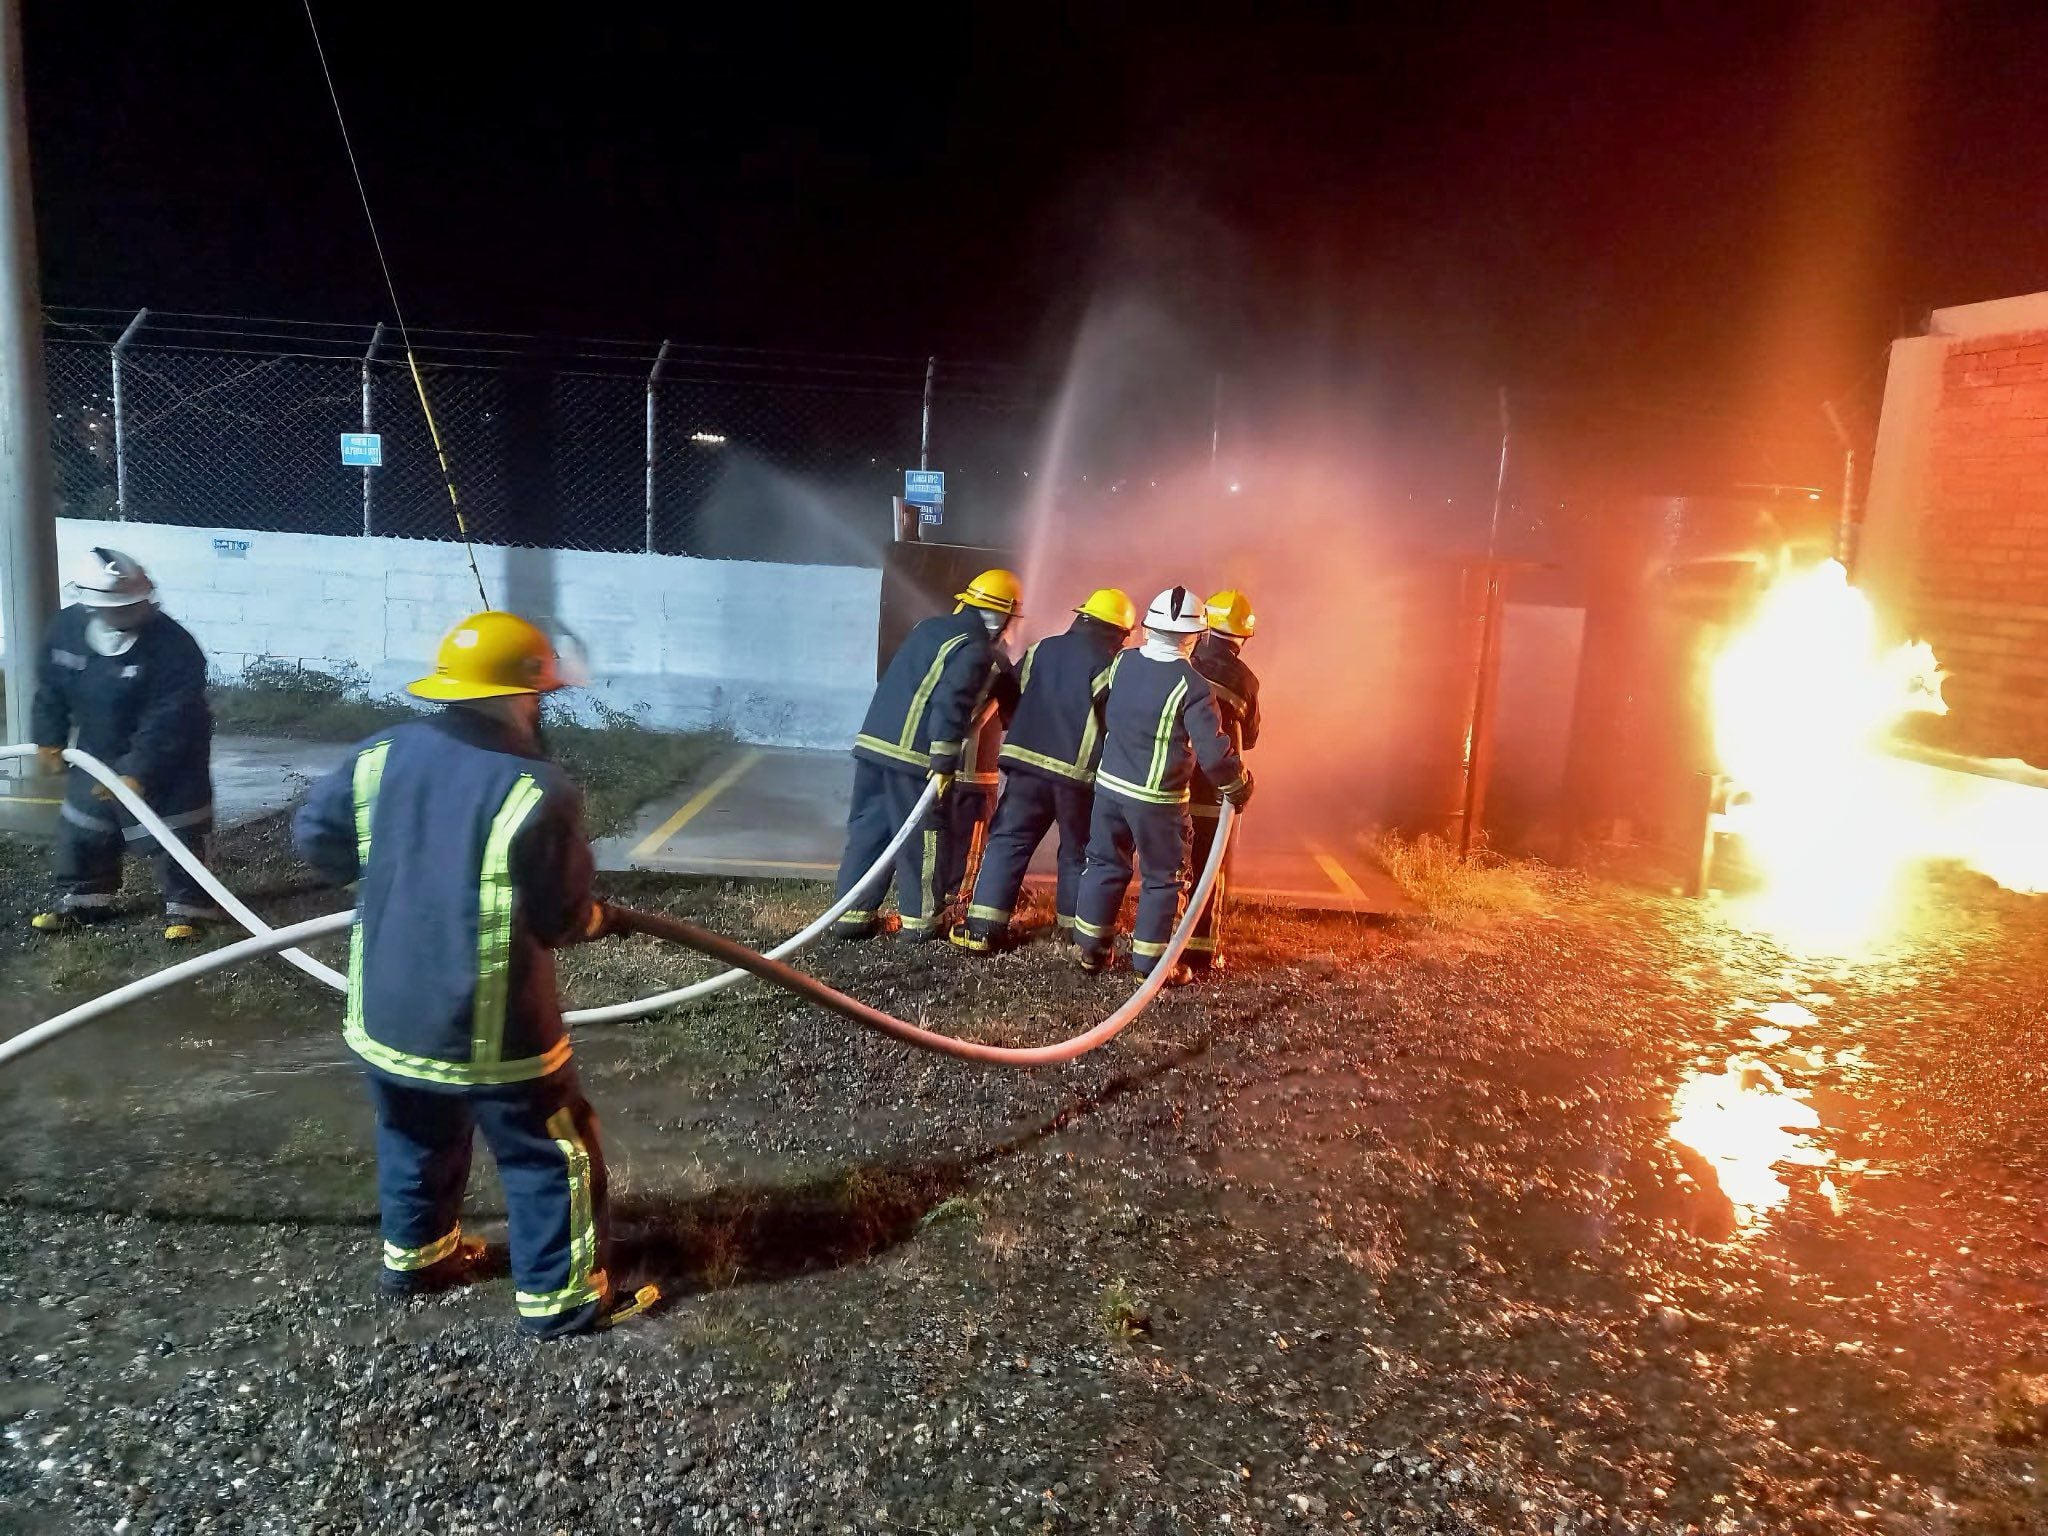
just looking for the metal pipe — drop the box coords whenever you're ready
[1456,565,1507,858]
[0,0,57,754]
[1210,372,1223,472]
[919,355,935,471]
[110,307,148,520]
[360,321,384,536]
[643,339,670,555]
[1457,389,1514,858]
[1822,400,1856,568]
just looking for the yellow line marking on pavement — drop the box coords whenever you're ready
[0,796,62,806]
[651,856,836,874]
[630,749,764,861]
[1310,844,1367,898]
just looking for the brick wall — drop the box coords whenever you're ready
[1914,327,2048,763]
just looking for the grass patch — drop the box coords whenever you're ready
[917,1195,985,1232]
[1098,1277,1151,1339]
[1368,830,1552,921]
[210,659,414,742]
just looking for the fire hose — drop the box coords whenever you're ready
[0,745,1236,1068]
[0,744,944,1024]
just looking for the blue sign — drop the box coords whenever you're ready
[903,469,945,507]
[340,432,384,467]
[919,501,944,527]
[211,538,249,559]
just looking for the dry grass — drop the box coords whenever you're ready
[1367,831,1555,922]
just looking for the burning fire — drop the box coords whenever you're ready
[1708,558,1949,945]
[1706,557,2048,944]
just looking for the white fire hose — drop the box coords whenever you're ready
[0,744,939,1024]
[0,744,1236,1068]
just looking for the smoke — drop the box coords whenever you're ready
[1009,297,1490,841]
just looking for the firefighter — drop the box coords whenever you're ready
[293,612,656,1337]
[831,568,1021,940]
[938,645,1021,908]
[1185,589,1261,974]
[949,587,1135,953]
[29,548,220,942]
[1073,586,1253,984]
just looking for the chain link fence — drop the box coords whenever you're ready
[42,311,1051,564]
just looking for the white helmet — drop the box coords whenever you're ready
[67,546,155,608]
[66,548,155,606]
[1144,584,1209,634]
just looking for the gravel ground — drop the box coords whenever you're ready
[0,821,2045,1534]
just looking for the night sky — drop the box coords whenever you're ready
[23,3,2048,420]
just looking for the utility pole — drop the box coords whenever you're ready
[0,0,56,752]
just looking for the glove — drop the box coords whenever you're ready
[1223,771,1254,811]
[92,775,146,803]
[34,746,64,776]
[929,771,955,798]
[580,901,621,942]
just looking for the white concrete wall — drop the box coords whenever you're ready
[38,521,879,748]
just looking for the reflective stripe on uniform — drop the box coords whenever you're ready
[1189,801,1223,819]
[1072,914,1110,940]
[59,801,116,833]
[1131,936,1171,958]
[1019,640,1040,692]
[1184,935,1218,953]
[997,742,1093,782]
[121,803,214,843]
[900,634,969,754]
[1146,678,1188,793]
[1095,769,1188,806]
[516,1106,607,1318]
[918,826,938,921]
[384,1225,462,1271]
[347,742,393,1037]
[345,1022,573,1087]
[854,732,931,770]
[966,902,1012,924]
[472,776,545,1067]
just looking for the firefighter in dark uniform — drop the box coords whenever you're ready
[1073,586,1252,984]
[1186,589,1261,975]
[939,649,1020,908]
[30,548,220,942]
[949,587,1135,953]
[294,612,656,1337]
[831,569,1021,941]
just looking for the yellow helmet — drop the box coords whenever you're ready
[1204,588,1257,640]
[955,568,1023,616]
[407,611,568,701]
[1074,587,1137,631]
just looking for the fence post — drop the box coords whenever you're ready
[643,339,670,554]
[919,355,935,471]
[109,306,147,520]
[361,321,384,537]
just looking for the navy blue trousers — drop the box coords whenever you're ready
[832,760,951,937]
[1074,792,1192,976]
[963,770,1095,938]
[364,1067,611,1337]
[54,776,215,918]
[941,781,997,905]
[1186,804,1234,966]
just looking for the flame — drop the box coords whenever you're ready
[1670,1056,1831,1224]
[1708,559,2048,948]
